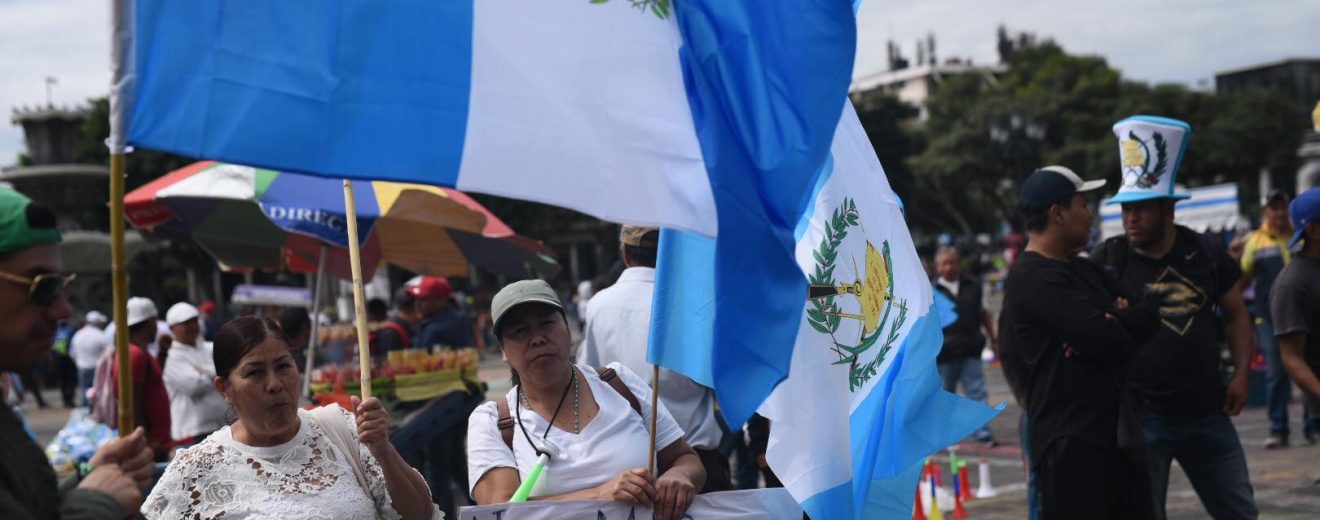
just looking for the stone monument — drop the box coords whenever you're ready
[1297,100,1320,192]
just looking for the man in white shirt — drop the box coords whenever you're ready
[161,302,227,446]
[70,310,109,407]
[577,225,732,492]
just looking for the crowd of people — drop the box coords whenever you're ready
[982,115,1320,519]
[3,114,1319,520]
[0,190,755,519]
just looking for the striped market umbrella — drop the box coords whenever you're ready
[125,161,558,279]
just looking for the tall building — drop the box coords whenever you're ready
[1215,59,1320,193]
[1215,58,1320,121]
[850,60,1005,121]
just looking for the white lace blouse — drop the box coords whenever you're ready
[144,407,413,519]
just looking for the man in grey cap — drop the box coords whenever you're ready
[0,186,154,518]
[578,225,730,492]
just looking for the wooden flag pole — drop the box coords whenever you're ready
[342,180,373,400]
[110,152,134,435]
[648,364,659,476]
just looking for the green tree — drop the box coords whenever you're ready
[77,98,195,191]
[852,92,925,225]
[910,40,1123,234]
[905,31,1304,234]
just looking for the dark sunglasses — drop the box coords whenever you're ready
[0,271,76,306]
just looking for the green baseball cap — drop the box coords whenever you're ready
[491,279,563,335]
[0,187,60,254]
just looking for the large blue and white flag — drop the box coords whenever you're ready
[650,103,1002,519]
[111,1,856,427]
[110,0,850,239]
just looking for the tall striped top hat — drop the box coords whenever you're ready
[1106,115,1192,205]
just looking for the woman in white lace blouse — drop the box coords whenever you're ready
[142,317,440,519]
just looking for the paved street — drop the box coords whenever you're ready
[937,365,1320,519]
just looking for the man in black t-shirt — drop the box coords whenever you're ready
[1092,116,1258,520]
[1272,189,1320,432]
[1001,166,1160,519]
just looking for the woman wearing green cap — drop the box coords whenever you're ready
[467,280,705,520]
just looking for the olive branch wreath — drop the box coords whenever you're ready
[1129,130,1170,189]
[805,198,907,391]
[590,0,671,19]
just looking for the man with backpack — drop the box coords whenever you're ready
[1091,116,1257,519]
[93,297,173,460]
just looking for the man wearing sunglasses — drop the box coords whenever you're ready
[0,187,154,519]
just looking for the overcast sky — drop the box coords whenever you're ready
[2,0,1317,166]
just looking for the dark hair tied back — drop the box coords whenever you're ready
[213,317,292,380]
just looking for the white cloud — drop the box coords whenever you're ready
[0,0,109,165]
[1,0,1316,165]
[856,0,1320,86]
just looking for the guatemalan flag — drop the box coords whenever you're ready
[109,0,996,514]
[649,103,1002,518]
[110,0,854,432]
[110,0,849,238]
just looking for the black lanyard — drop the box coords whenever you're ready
[514,367,575,457]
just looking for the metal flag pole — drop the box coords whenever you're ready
[342,180,373,399]
[302,244,328,397]
[649,364,659,476]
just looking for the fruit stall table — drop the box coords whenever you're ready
[308,345,486,475]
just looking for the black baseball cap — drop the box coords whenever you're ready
[1263,189,1290,206]
[1020,166,1107,213]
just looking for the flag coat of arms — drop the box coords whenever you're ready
[651,104,1001,519]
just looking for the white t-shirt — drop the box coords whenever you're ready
[577,267,723,450]
[70,325,109,370]
[162,341,229,440]
[466,362,684,499]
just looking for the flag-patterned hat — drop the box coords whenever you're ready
[1106,115,1192,205]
